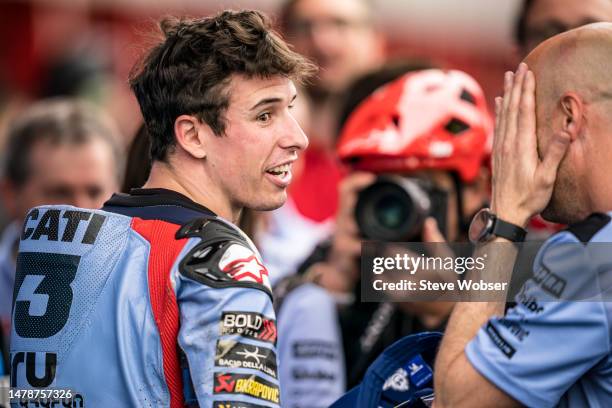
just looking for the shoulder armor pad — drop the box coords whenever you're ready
[564,213,611,243]
[177,216,272,297]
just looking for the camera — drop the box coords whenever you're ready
[355,175,448,241]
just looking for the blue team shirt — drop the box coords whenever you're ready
[277,282,345,408]
[466,213,612,407]
[9,189,280,407]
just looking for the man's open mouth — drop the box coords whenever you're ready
[266,163,290,178]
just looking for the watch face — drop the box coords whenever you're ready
[468,208,494,243]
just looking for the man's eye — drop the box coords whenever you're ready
[257,112,272,123]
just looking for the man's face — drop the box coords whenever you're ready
[11,138,118,220]
[522,0,612,55]
[286,0,384,92]
[203,75,308,213]
[535,94,582,224]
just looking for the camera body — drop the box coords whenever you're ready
[355,175,448,241]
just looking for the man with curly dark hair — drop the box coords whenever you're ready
[10,10,314,407]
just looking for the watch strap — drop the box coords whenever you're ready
[491,217,527,242]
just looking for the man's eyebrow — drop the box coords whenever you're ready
[249,94,297,111]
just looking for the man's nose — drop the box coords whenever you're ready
[281,115,309,152]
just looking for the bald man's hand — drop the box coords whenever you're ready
[491,62,570,228]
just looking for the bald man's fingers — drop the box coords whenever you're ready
[495,72,513,159]
[498,72,513,145]
[517,70,537,162]
[503,63,528,148]
[492,96,503,169]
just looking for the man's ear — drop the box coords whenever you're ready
[174,115,210,159]
[559,92,584,142]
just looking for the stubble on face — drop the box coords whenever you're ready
[214,75,303,214]
[541,156,581,224]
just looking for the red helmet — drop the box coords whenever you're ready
[337,69,492,182]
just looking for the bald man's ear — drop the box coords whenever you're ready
[559,93,584,142]
[174,115,210,159]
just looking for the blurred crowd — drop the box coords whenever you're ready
[1,0,611,406]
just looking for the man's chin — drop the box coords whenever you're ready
[249,192,287,212]
[541,203,580,225]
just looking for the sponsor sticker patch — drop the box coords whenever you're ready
[485,322,516,359]
[382,368,409,392]
[215,340,278,378]
[220,312,277,345]
[213,373,280,404]
[292,340,338,360]
[532,265,566,298]
[219,244,271,290]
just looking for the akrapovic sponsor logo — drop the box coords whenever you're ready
[215,339,278,378]
[220,312,277,345]
[214,373,280,404]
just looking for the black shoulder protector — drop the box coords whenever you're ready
[176,216,272,299]
[564,212,611,243]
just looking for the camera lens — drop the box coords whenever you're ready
[374,195,410,230]
[355,176,431,241]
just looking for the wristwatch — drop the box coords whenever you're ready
[468,208,527,243]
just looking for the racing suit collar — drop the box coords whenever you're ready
[102,188,217,225]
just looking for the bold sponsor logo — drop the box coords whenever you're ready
[213,402,269,408]
[532,265,566,298]
[382,368,409,392]
[219,244,271,289]
[215,340,278,378]
[213,373,280,404]
[485,322,516,359]
[292,340,338,360]
[220,312,277,345]
[499,318,530,342]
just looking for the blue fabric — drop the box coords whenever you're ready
[331,332,441,408]
[277,283,345,408]
[467,215,612,408]
[10,204,280,407]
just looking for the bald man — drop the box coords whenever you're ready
[434,23,612,407]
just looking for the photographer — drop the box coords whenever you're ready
[277,68,494,397]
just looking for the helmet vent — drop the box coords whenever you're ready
[460,89,476,105]
[391,114,400,128]
[445,118,470,135]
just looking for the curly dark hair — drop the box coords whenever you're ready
[129,10,317,161]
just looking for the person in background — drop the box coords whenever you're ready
[515,0,612,56]
[276,68,493,399]
[0,98,123,336]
